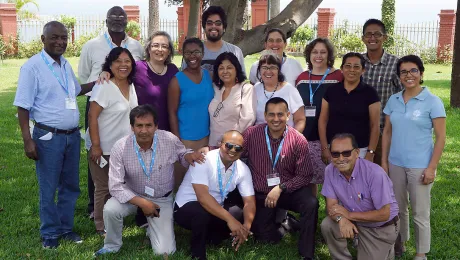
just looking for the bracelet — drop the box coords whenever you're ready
[321,146,329,151]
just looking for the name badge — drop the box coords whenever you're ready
[65,98,77,110]
[267,172,280,186]
[305,106,316,117]
[145,186,155,197]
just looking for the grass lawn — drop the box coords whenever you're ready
[0,55,458,260]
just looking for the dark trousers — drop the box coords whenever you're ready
[85,96,95,214]
[252,186,319,259]
[174,190,244,260]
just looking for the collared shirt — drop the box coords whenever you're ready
[108,131,192,203]
[242,124,313,194]
[323,81,380,148]
[362,51,403,129]
[383,87,446,168]
[14,50,81,130]
[175,149,255,207]
[78,32,143,87]
[208,82,257,147]
[321,158,399,228]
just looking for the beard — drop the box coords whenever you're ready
[206,31,224,42]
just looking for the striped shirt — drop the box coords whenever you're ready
[242,124,313,194]
[109,131,192,203]
[362,51,402,129]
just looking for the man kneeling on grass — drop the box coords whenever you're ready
[94,105,204,257]
[174,130,256,260]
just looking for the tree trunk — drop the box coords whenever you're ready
[270,0,281,20]
[148,0,160,36]
[450,0,460,107]
[187,0,201,38]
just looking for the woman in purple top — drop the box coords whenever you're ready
[99,31,178,131]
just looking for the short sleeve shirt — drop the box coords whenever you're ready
[383,87,446,168]
[323,81,380,148]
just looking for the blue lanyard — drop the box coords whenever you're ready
[217,154,236,204]
[265,126,288,172]
[133,134,158,181]
[104,33,128,49]
[40,51,70,96]
[308,67,330,105]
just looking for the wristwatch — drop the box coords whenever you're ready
[335,215,342,223]
[367,149,375,154]
[279,183,287,193]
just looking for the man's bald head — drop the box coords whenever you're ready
[41,21,68,59]
[106,6,128,33]
[221,130,243,145]
[219,130,244,164]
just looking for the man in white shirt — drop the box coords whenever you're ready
[78,5,143,219]
[174,130,256,260]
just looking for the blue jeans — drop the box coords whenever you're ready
[32,126,81,239]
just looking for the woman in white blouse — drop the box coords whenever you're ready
[86,47,138,235]
[208,52,256,148]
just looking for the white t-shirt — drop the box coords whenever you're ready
[249,57,304,87]
[85,81,138,154]
[175,149,255,207]
[254,82,304,126]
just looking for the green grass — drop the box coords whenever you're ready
[0,57,458,259]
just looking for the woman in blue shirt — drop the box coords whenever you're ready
[382,55,446,260]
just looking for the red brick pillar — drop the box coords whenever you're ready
[251,0,268,28]
[123,5,140,22]
[317,8,336,38]
[177,0,203,52]
[437,9,456,61]
[0,3,17,52]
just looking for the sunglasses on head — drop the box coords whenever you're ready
[330,149,355,158]
[225,142,243,152]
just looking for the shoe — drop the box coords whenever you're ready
[135,207,148,228]
[280,213,301,233]
[414,256,427,260]
[93,247,116,257]
[42,238,59,249]
[61,232,83,243]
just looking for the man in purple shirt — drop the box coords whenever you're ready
[321,133,399,259]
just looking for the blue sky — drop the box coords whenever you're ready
[27,0,457,24]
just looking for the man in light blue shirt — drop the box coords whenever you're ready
[14,21,96,249]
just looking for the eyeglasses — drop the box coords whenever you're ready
[330,149,355,158]
[225,142,243,152]
[151,43,170,51]
[400,68,420,77]
[260,66,279,72]
[108,15,126,20]
[213,102,224,117]
[363,31,384,38]
[343,64,362,71]
[206,20,223,26]
[183,50,202,57]
[267,38,284,44]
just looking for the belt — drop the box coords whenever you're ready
[379,215,399,228]
[35,122,80,135]
[163,190,172,198]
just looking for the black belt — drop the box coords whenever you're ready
[163,190,172,198]
[35,122,80,135]
[379,215,399,228]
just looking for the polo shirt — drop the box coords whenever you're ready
[383,87,446,168]
[322,158,399,228]
[323,81,380,148]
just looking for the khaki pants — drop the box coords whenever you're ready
[173,136,208,191]
[389,164,433,254]
[321,217,399,260]
[88,154,111,231]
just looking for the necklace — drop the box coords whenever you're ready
[263,82,279,99]
[148,60,166,75]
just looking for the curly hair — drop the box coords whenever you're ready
[212,52,246,89]
[101,47,136,84]
[303,38,336,70]
[202,6,227,30]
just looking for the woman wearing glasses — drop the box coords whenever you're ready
[208,52,256,148]
[318,52,380,163]
[382,55,446,260]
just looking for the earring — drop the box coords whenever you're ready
[235,77,239,83]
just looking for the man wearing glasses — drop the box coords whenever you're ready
[321,133,399,259]
[361,19,402,165]
[174,130,256,260]
[78,5,143,222]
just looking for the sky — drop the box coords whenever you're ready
[23,0,457,24]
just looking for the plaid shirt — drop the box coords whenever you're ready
[362,51,402,129]
[109,131,192,203]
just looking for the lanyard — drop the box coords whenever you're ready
[40,51,70,96]
[133,134,158,181]
[265,126,288,172]
[104,32,128,49]
[308,67,331,105]
[217,155,237,204]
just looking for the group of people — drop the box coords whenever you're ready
[13,4,446,260]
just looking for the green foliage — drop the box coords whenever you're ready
[58,15,77,30]
[0,35,7,61]
[125,21,141,39]
[387,35,440,64]
[381,0,395,49]
[438,44,453,65]
[290,25,314,46]
[329,20,365,57]
[17,38,42,58]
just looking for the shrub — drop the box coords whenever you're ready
[18,38,43,58]
[126,21,141,39]
[328,21,365,57]
[0,35,6,61]
[291,25,314,46]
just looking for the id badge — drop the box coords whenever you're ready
[267,172,280,187]
[65,98,77,110]
[304,106,316,117]
[145,186,155,197]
